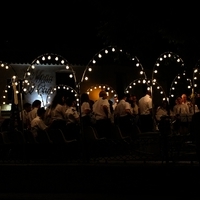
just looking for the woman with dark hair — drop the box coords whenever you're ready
[45,93,67,129]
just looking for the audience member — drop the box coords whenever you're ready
[92,90,112,138]
[130,94,140,125]
[49,93,67,122]
[114,93,133,136]
[155,100,174,131]
[138,90,153,132]
[31,107,48,138]
[28,99,41,123]
[173,96,190,135]
[80,93,92,127]
[65,97,80,140]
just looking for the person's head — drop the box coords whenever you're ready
[124,93,130,102]
[81,93,90,103]
[132,95,138,103]
[146,90,151,96]
[181,93,187,102]
[113,96,118,103]
[99,90,108,99]
[23,102,31,112]
[32,100,41,109]
[37,107,46,118]
[66,97,76,107]
[161,100,169,108]
[176,96,182,104]
[51,93,65,108]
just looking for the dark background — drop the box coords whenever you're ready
[1,1,200,71]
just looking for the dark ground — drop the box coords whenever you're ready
[0,162,200,199]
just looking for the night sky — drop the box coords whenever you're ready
[0,2,199,69]
[0,1,104,65]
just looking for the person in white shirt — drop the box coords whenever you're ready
[92,90,112,138]
[80,93,92,127]
[28,100,41,124]
[114,93,133,136]
[138,90,153,132]
[173,96,190,135]
[50,93,67,122]
[65,98,80,140]
[31,107,48,138]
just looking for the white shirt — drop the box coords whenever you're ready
[81,102,91,117]
[51,104,66,121]
[31,116,48,137]
[114,99,132,117]
[173,103,192,122]
[155,107,172,121]
[93,97,111,120]
[139,94,152,115]
[28,107,38,123]
[65,106,80,124]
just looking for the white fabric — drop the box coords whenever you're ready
[138,94,152,115]
[28,107,38,123]
[51,104,66,121]
[31,116,48,138]
[65,106,80,124]
[81,102,91,117]
[114,99,131,117]
[93,97,111,120]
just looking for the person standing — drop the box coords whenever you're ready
[114,93,133,136]
[80,93,92,127]
[30,107,49,138]
[92,90,112,138]
[28,100,42,124]
[138,90,153,132]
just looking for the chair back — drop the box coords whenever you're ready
[37,129,53,144]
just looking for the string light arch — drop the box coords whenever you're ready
[169,73,192,100]
[0,61,18,105]
[22,53,77,106]
[86,84,118,102]
[192,59,200,95]
[45,84,79,108]
[80,46,147,94]
[152,51,185,97]
[124,78,167,106]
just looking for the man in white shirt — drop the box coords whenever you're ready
[114,93,133,136]
[31,107,48,138]
[92,90,112,138]
[138,90,153,132]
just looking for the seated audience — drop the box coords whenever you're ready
[31,107,49,138]
[65,97,80,140]
[80,93,92,127]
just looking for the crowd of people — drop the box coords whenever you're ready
[18,90,200,144]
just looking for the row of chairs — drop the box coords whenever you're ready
[0,119,165,163]
[0,127,81,163]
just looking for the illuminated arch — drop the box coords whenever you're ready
[151,51,185,97]
[80,46,146,93]
[0,61,18,105]
[22,53,77,106]
[169,72,192,100]
[86,84,118,102]
[124,78,167,106]
[45,84,79,107]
